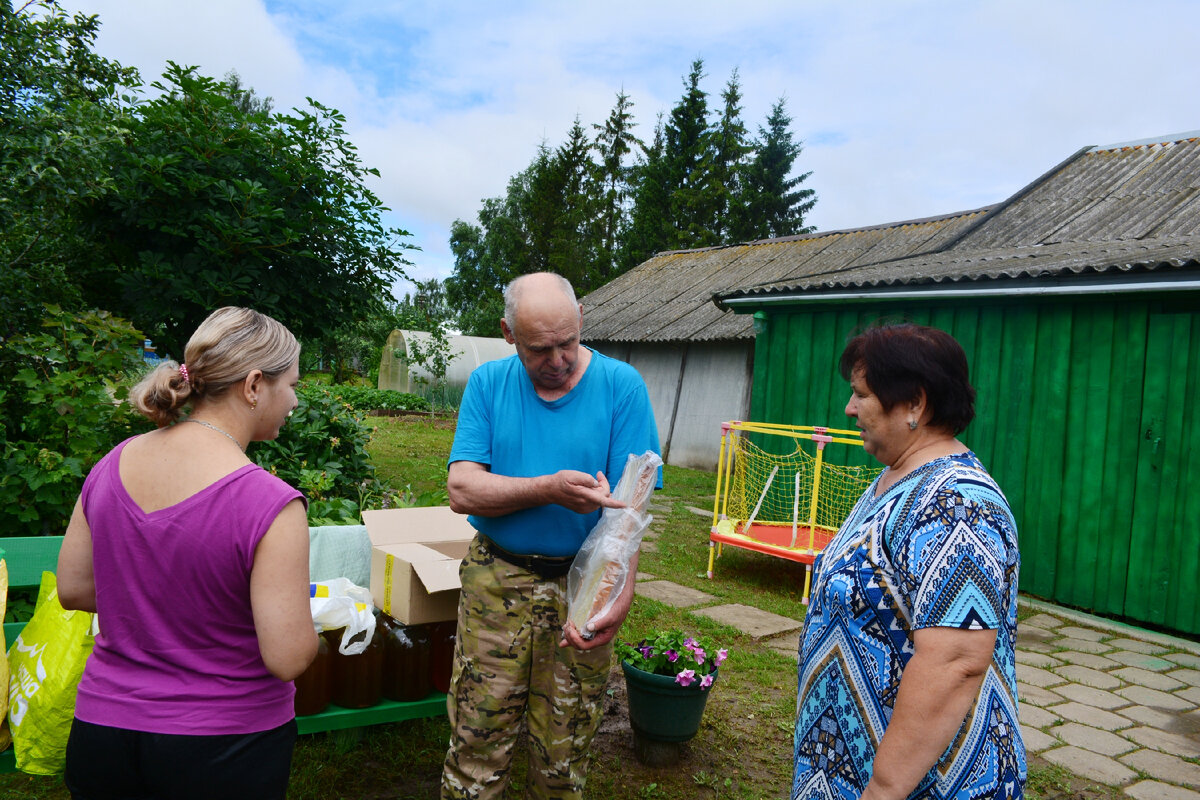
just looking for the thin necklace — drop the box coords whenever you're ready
[184,418,244,451]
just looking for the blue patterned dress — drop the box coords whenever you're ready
[792,451,1024,800]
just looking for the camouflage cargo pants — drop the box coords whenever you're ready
[441,535,613,800]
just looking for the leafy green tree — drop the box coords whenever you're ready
[75,63,414,356]
[0,0,138,338]
[0,307,151,535]
[731,97,816,241]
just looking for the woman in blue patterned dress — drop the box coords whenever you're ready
[792,324,1024,800]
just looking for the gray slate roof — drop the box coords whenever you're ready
[583,132,1200,343]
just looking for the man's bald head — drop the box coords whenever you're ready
[503,273,578,330]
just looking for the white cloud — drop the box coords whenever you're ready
[58,0,1200,292]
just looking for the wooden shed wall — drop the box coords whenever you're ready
[748,295,1200,635]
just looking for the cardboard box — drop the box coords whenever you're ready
[362,507,476,625]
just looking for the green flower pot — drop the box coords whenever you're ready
[621,660,718,744]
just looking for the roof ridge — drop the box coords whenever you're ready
[1088,131,1200,153]
[650,206,998,258]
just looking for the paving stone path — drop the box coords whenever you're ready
[632,564,1200,799]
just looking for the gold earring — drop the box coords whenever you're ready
[251,399,258,411]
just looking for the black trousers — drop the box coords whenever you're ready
[64,717,296,800]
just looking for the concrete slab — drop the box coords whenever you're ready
[1022,642,1059,655]
[1055,650,1121,670]
[1052,683,1130,710]
[691,603,802,639]
[1176,686,1200,706]
[1108,650,1178,671]
[1019,703,1060,728]
[764,630,801,662]
[1116,705,1200,735]
[1168,668,1200,688]
[635,572,656,582]
[1123,780,1200,800]
[1054,722,1137,756]
[1116,685,1195,713]
[1051,701,1135,731]
[1166,653,1200,670]
[1022,613,1065,629]
[1120,748,1200,790]
[1017,683,1066,707]
[1059,626,1108,642]
[1021,726,1059,752]
[1112,666,1185,691]
[1019,597,1200,657]
[635,580,715,608]
[1054,665,1123,690]
[1055,637,1116,654]
[1017,664,1067,688]
[1106,637,1168,655]
[1042,745,1136,786]
[1017,626,1059,645]
[1121,726,1200,759]
[685,505,711,518]
[1016,651,1063,669]
[639,541,658,553]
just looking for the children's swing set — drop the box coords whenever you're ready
[707,420,882,604]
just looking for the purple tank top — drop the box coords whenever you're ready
[74,437,304,734]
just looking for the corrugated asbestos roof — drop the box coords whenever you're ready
[583,208,993,342]
[583,132,1200,343]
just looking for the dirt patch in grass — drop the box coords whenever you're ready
[585,662,793,798]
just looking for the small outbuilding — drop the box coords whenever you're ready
[586,130,1200,635]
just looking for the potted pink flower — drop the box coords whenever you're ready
[616,629,728,763]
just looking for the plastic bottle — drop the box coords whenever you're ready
[380,613,432,702]
[327,616,384,709]
[429,620,456,694]
[293,627,332,716]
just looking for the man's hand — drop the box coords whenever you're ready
[559,551,640,652]
[552,470,625,514]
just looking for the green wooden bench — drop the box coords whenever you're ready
[0,534,446,773]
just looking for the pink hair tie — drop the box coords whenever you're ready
[179,364,190,385]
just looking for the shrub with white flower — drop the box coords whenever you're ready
[616,629,728,689]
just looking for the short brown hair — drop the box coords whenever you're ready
[838,323,975,434]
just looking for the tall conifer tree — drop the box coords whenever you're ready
[592,91,642,281]
[732,98,816,240]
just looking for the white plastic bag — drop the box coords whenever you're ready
[309,578,376,655]
[567,451,662,638]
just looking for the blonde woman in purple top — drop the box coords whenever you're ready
[56,307,317,800]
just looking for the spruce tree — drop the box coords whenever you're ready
[664,59,716,249]
[621,114,671,270]
[733,98,816,240]
[709,69,752,243]
[592,91,642,282]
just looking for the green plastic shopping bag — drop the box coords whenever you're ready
[7,572,95,775]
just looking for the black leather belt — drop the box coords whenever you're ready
[482,536,574,580]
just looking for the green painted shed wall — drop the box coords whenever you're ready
[747,295,1200,635]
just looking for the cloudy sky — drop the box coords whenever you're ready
[59,0,1200,294]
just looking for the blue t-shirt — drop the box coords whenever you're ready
[448,348,661,557]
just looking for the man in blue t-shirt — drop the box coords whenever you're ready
[441,272,660,800]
